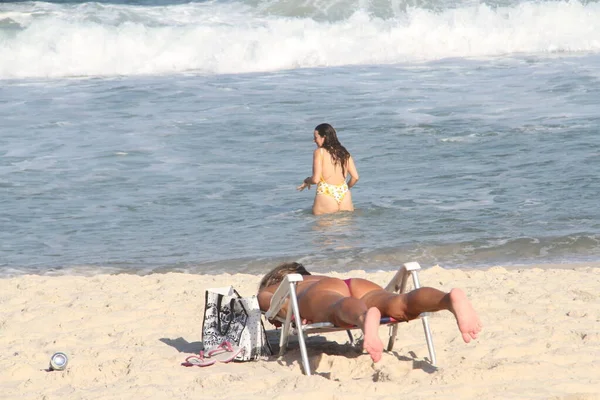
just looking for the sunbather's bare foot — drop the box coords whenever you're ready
[449,288,482,343]
[362,307,383,362]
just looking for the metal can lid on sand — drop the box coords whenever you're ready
[49,352,68,371]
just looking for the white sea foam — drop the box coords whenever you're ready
[1,0,599,78]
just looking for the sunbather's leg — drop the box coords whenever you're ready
[355,280,482,343]
[297,277,384,362]
[362,307,383,362]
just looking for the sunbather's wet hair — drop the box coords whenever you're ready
[258,262,311,291]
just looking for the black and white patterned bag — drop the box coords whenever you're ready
[201,286,272,361]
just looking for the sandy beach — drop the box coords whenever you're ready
[2,264,599,400]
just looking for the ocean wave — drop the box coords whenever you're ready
[2,233,599,277]
[1,0,599,78]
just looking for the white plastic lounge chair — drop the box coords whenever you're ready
[264,261,437,375]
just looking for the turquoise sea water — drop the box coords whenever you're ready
[1,0,599,276]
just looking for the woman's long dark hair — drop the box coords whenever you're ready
[314,123,351,176]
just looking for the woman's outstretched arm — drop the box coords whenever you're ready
[297,148,322,190]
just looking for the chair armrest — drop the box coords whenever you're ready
[384,262,422,293]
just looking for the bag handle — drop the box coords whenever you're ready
[216,293,249,336]
[216,297,236,336]
[230,288,249,320]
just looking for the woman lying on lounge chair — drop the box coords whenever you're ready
[257,262,482,363]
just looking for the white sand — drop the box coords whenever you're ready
[1,265,599,399]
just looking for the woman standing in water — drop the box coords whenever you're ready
[297,123,359,215]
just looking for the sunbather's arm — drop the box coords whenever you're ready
[259,285,314,328]
[258,288,285,327]
[259,288,290,318]
[257,289,273,313]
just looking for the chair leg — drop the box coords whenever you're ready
[278,287,294,357]
[346,330,354,344]
[409,269,437,366]
[387,324,398,352]
[287,280,312,376]
[386,263,438,366]
[386,264,409,351]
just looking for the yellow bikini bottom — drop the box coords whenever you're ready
[316,181,349,204]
